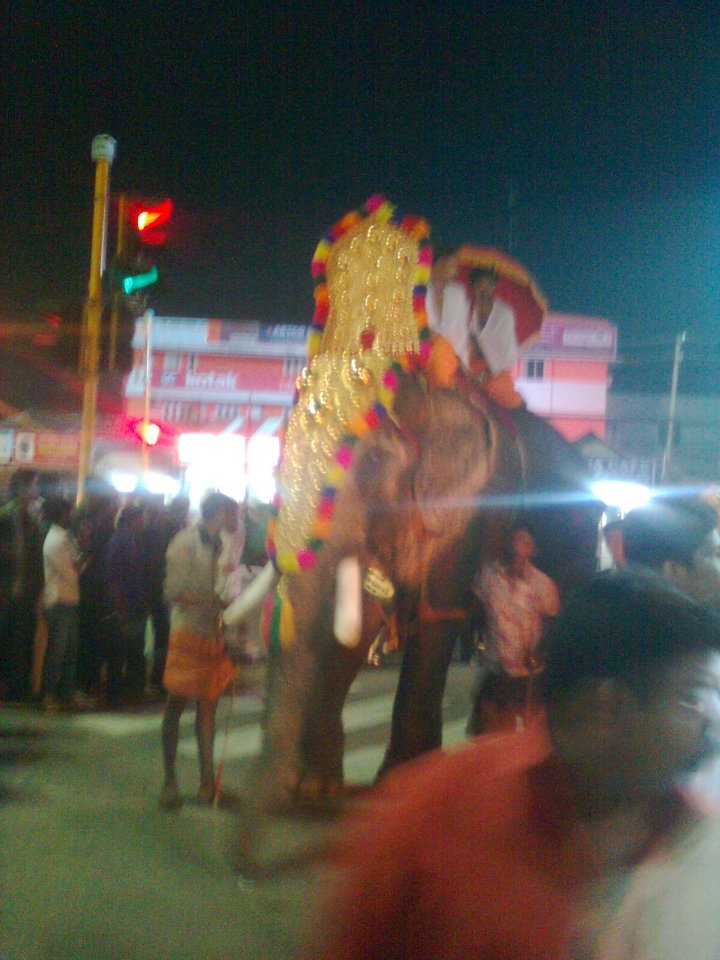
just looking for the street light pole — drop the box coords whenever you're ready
[107,193,127,373]
[661,330,686,484]
[77,134,116,505]
[141,308,154,477]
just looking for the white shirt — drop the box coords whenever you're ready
[595,815,720,960]
[426,280,471,357]
[427,281,518,375]
[43,523,80,607]
[469,297,519,375]
[474,562,560,676]
[216,526,246,605]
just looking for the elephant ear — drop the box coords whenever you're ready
[413,390,496,538]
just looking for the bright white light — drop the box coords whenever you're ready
[591,480,653,514]
[144,472,181,497]
[178,433,218,465]
[247,435,280,503]
[109,472,137,494]
[179,432,246,507]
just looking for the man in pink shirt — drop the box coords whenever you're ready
[468,522,560,733]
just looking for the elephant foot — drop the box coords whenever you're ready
[292,771,344,815]
[256,763,346,816]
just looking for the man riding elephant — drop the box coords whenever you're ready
[426,245,546,409]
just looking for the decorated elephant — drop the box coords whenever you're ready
[225,197,601,809]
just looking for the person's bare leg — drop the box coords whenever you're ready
[196,697,219,803]
[160,695,187,808]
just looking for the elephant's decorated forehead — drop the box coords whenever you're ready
[321,218,421,358]
[307,195,432,363]
[269,198,432,573]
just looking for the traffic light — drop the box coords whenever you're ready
[112,196,173,297]
[131,419,162,446]
[134,198,173,241]
[120,265,158,295]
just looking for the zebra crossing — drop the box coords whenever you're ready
[68,665,474,785]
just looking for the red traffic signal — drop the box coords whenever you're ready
[129,198,173,245]
[131,419,162,446]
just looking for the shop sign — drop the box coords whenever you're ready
[259,323,309,342]
[34,432,81,466]
[587,456,656,485]
[11,431,81,466]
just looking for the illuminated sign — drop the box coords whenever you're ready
[258,324,309,342]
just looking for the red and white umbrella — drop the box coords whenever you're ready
[456,245,547,347]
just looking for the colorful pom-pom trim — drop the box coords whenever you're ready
[268,400,395,573]
[308,195,431,362]
[268,197,432,574]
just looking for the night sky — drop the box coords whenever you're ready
[3,3,719,384]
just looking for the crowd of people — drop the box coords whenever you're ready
[0,467,216,712]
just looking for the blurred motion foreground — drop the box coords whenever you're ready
[301,570,720,960]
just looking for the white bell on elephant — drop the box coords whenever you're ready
[222,560,280,627]
[334,556,363,647]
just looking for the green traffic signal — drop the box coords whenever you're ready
[122,266,158,294]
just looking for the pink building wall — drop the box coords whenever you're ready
[516,312,616,442]
[125,313,618,445]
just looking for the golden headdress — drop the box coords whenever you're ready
[269,196,431,573]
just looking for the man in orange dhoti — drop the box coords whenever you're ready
[159,492,240,809]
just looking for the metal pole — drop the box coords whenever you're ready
[141,308,154,476]
[77,135,116,505]
[661,330,686,484]
[108,193,127,373]
[507,179,517,255]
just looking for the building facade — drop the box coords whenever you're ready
[514,312,617,441]
[125,317,308,433]
[607,391,720,484]
[121,317,309,503]
[0,312,620,500]
[121,312,618,501]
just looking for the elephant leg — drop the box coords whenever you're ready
[297,640,367,800]
[378,618,458,776]
[236,637,320,878]
[298,598,385,799]
[258,635,318,805]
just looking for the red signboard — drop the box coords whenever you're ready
[14,431,81,467]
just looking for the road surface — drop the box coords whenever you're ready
[1,659,476,960]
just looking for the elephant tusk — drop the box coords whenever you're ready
[334,556,363,647]
[222,560,280,626]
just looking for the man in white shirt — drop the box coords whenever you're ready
[468,522,560,732]
[42,497,89,710]
[426,253,523,408]
[467,267,520,378]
